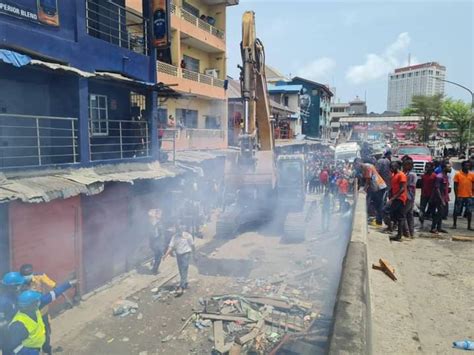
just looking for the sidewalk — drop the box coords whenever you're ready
[51,214,218,345]
[367,217,474,354]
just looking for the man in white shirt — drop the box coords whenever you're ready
[163,225,195,295]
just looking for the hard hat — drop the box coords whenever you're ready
[17,290,42,309]
[2,272,26,286]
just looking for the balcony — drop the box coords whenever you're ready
[157,61,226,99]
[89,120,150,162]
[161,128,226,151]
[86,0,149,55]
[0,114,79,169]
[170,2,226,53]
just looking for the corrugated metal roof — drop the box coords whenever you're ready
[268,84,303,93]
[0,162,184,204]
[339,116,422,123]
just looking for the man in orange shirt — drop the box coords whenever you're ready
[453,160,473,230]
[337,174,350,211]
[387,161,407,241]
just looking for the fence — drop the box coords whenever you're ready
[89,120,150,161]
[86,0,149,55]
[171,2,225,40]
[0,114,79,169]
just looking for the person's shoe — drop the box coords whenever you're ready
[430,230,439,235]
[390,236,402,242]
[439,229,448,234]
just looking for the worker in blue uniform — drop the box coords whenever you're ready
[6,279,77,355]
[0,272,26,354]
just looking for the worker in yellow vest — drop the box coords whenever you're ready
[19,264,56,355]
[7,279,76,355]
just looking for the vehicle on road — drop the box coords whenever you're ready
[335,142,361,162]
[394,144,433,183]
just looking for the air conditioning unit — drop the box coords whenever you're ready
[205,69,218,78]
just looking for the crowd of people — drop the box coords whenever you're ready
[0,266,77,354]
[354,150,474,241]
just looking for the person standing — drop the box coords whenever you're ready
[419,162,436,228]
[387,161,407,241]
[19,264,56,355]
[430,163,451,234]
[0,272,25,354]
[354,159,387,226]
[452,160,473,230]
[163,225,195,296]
[148,209,166,275]
[319,167,329,193]
[376,150,392,190]
[336,174,349,212]
[402,157,417,238]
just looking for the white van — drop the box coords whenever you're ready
[335,142,361,163]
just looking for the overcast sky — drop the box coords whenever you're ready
[226,0,474,113]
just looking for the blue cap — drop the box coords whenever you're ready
[2,272,26,286]
[17,290,42,308]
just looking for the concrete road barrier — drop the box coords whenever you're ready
[329,192,372,354]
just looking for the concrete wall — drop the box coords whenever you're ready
[329,192,372,354]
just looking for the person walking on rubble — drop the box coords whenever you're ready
[148,209,166,275]
[162,224,195,296]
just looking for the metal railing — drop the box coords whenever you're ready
[89,120,150,161]
[157,61,225,88]
[86,0,149,55]
[0,114,79,169]
[171,2,225,40]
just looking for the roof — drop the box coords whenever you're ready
[339,116,422,123]
[0,162,183,204]
[268,84,303,94]
[290,76,334,97]
[394,62,446,73]
[265,65,287,81]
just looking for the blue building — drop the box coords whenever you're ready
[267,82,303,138]
[0,0,177,169]
[289,77,333,139]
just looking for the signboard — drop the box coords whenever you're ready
[0,0,59,26]
[151,0,170,49]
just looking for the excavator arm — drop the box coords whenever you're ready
[240,11,274,156]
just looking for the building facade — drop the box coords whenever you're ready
[289,77,333,139]
[268,83,303,138]
[387,62,446,113]
[128,0,237,151]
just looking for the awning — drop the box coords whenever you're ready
[1,49,179,97]
[0,162,183,204]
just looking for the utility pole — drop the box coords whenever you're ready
[434,77,473,158]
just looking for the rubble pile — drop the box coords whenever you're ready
[185,279,319,354]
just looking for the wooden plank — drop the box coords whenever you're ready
[372,263,383,271]
[229,344,242,355]
[214,320,225,351]
[379,258,397,281]
[177,314,194,334]
[264,317,305,332]
[244,297,292,310]
[201,313,254,323]
[236,319,265,345]
[452,236,474,242]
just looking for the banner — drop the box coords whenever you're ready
[151,0,170,49]
[0,0,59,27]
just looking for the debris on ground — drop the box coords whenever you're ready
[112,299,139,316]
[372,258,397,281]
[451,236,474,242]
[178,290,319,354]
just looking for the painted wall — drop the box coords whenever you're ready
[290,78,323,138]
[0,0,154,82]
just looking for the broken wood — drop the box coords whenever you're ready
[372,264,383,271]
[201,313,255,323]
[452,236,474,242]
[229,344,242,355]
[264,317,305,332]
[379,258,397,281]
[177,314,194,334]
[244,297,292,310]
[214,320,225,350]
[236,319,264,345]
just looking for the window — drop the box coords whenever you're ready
[408,73,412,77]
[183,55,200,73]
[89,94,108,136]
[415,71,419,76]
[284,96,289,106]
[176,108,198,128]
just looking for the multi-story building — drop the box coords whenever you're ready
[0,0,228,296]
[268,83,303,138]
[387,62,446,112]
[129,0,237,151]
[289,77,333,139]
[330,102,350,140]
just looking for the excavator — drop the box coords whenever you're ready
[216,11,308,242]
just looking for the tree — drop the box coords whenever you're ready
[404,94,444,142]
[442,98,473,153]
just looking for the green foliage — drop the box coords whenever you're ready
[442,98,473,151]
[406,94,444,142]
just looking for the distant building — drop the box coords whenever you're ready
[329,96,367,140]
[349,96,367,115]
[268,83,303,138]
[289,77,333,139]
[265,65,289,84]
[387,62,446,113]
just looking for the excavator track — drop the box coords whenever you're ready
[282,212,306,243]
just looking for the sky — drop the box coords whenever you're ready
[226,0,474,113]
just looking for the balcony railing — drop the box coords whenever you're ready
[89,120,150,161]
[171,2,225,40]
[161,128,226,152]
[0,114,79,169]
[86,0,149,55]
[157,61,225,89]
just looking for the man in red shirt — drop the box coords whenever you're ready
[387,161,407,241]
[319,168,329,193]
[419,162,436,228]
